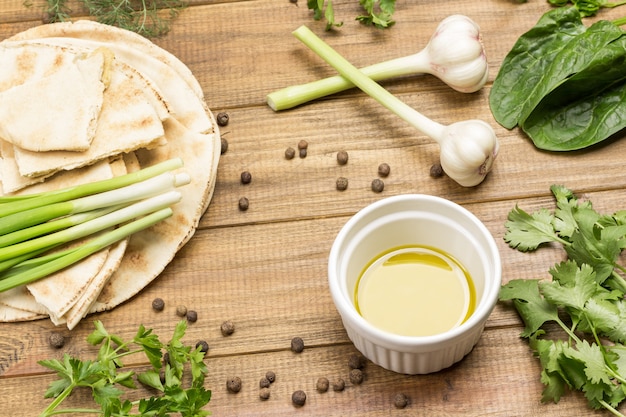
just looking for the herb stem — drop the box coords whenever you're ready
[599,399,626,417]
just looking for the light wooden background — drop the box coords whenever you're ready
[1,0,625,415]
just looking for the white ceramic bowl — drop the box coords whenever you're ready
[328,194,501,374]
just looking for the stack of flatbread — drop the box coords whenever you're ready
[0,21,220,329]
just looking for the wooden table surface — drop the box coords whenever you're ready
[1,0,626,415]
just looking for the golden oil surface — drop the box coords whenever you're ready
[355,245,475,337]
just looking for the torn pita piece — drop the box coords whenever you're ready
[0,46,109,152]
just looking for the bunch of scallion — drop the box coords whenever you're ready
[0,158,188,292]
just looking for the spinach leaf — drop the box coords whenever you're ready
[489,7,586,129]
[521,34,626,151]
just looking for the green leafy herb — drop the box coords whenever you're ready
[307,0,396,30]
[490,7,626,151]
[548,0,626,17]
[500,185,626,415]
[43,0,186,37]
[38,320,211,417]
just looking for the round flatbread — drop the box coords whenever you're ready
[0,20,220,325]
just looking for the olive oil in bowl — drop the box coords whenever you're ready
[355,245,475,337]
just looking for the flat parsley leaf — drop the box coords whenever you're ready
[500,279,559,337]
[504,205,561,251]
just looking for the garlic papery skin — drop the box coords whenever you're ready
[292,25,499,188]
[423,14,489,93]
[266,15,488,111]
[438,120,499,187]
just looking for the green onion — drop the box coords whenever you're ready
[0,158,189,292]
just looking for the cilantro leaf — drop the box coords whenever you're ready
[541,262,598,310]
[356,0,396,28]
[504,205,560,251]
[500,279,559,337]
[307,0,343,30]
[585,298,626,343]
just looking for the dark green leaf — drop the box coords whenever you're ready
[489,7,586,129]
[500,279,560,337]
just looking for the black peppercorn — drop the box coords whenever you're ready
[394,393,409,409]
[151,297,165,312]
[259,387,271,400]
[265,370,276,383]
[378,162,390,177]
[221,320,235,336]
[316,377,329,393]
[292,390,306,406]
[336,150,349,165]
[227,376,242,393]
[348,353,365,370]
[430,163,444,178]
[349,368,364,385]
[285,147,296,159]
[291,336,304,353]
[371,178,385,193]
[48,332,65,349]
[238,197,249,211]
[220,137,228,154]
[299,148,307,158]
[186,310,198,323]
[297,139,308,150]
[195,340,209,354]
[216,112,229,126]
[176,305,187,317]
[332,378,345,392]
[336,177,348,191]
[260,377,271,389]
[240,171,252,184]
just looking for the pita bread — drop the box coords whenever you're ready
[0,49,107,152]
[12,58,167,179]
[0,20,220,325]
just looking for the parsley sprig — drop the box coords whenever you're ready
[38,320,211,417]
[501,185,626,415]
[307,0,396,30]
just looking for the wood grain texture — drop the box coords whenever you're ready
[1,0,626,415]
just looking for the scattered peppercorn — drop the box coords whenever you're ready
[291,336,304,353]
[299,148,307,158]
[348,353,365,370]
[430,162,444,178]
[349,368,364,385]
[186,310,198,323]
[227,376,242,393]
[289,0,298,4]
[336,150,349,165]
[260,377,271,389]
[175,305,187,317]
[163,352,171,367]
[221,320,235,336]
[240,171,252,184]
[332,378,346,392]
[259,387,271,400]
[48,332,65,349]
[378,162,390,177]
[298,139,308,150]
[238,197,249,211]
[316,377,329,393]
[394,393,409,409]
[220,137,228,154]
[216,112,229,126]
[336,177,348,191]
[285,147,296,159]
[265,370,276,383]
[371,178,385,193]
[195,340,209,354]
[159,368,166,384]
[292,390,307,406]
[151,297,165,312]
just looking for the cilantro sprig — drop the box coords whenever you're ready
[501,185,626,415]
[307,0,396,30]
[38,320,211,417]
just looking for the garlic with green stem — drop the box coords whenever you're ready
[267,15,488,111]
[291,25,498,187]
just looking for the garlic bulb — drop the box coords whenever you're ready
[438,120,499,187]
[267,14,489,111]
[424,14,489,93]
